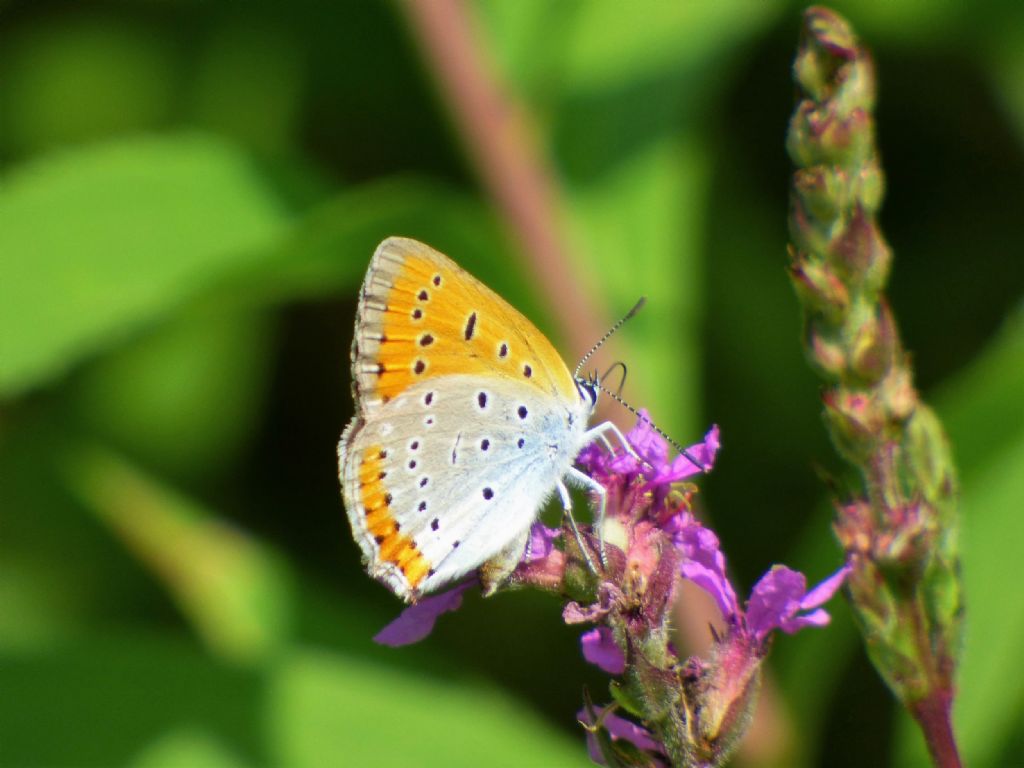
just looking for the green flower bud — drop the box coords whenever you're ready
[822,388,883,462]
[788,255,850,320]
[849,302,897,384]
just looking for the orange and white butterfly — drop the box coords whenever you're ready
[338,237,630,602]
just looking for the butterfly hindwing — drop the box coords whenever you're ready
[341,375,587,599]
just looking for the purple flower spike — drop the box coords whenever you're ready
[581,626,626,675]
[746,564,850,645]
[578,707,666,766]
[374,581,475,647]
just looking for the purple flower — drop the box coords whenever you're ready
[644,423,720,489]
[669,513,740,622]
[620,411,670,469]
[745,564,851,645]
[373,581,475,647]
[579,411,718,484]
[578,707,666,766]
[666,510,849,649]
[581,626,625,675]
[374,524,561,647]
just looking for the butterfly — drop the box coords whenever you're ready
[338,237,632,602]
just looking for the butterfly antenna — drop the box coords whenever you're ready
[596,382,707,472]
[574,297,646,378]
[600,361,629,397]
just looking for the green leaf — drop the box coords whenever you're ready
[990,21,1024,146]
[480,2,781,96]
[934,308,1024,482]
[230,176,513,306]
[215,174,569,356]
[0,637,265,767]
[0,133,289,397]
[131,729,251,768]
[0,415,129,648]
[63,445,294,664]
[267,648,592,768]
[69,305,278,483]
[557,3,781,93]
[191,25,303,153]
[0,16,177,153]
[953,434,1024,766]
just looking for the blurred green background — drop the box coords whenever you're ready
[1,2,1022,766]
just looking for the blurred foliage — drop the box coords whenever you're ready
[0,2,1021,767]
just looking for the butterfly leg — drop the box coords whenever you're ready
[555,477,599,575]
[584,421,642,462]
[595,432,616,455]
[565,467,610,567]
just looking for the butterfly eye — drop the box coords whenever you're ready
[576,379,599,406]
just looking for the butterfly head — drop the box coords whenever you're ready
[574,370,601,411]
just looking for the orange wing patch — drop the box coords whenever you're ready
[358,445,431,591]
[350,238,576,410]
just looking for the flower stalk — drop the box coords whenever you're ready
[375,416,848,768]
[786,8,963,767]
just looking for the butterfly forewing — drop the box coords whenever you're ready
[351,238,577,411]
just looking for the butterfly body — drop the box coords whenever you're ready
[339,238,607,602]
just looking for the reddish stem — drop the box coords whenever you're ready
[910,690,962,768]
[399,0,606,361]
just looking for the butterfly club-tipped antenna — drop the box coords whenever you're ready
[575,298,707,472]
[567,297,705,575]
[573,297,646,380]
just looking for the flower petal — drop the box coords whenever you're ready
[799,563,850,611]
[581,627,626,675]
[601,711,664,754]
[524,522,560,564]
[746,564,849,643]
[784,607,831,631]
[626,410,670,469]
[373,581,475,647]
[658,424,721,482]
[745,566,806,643]
[670,516,739,621]
[577,707,665,765]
